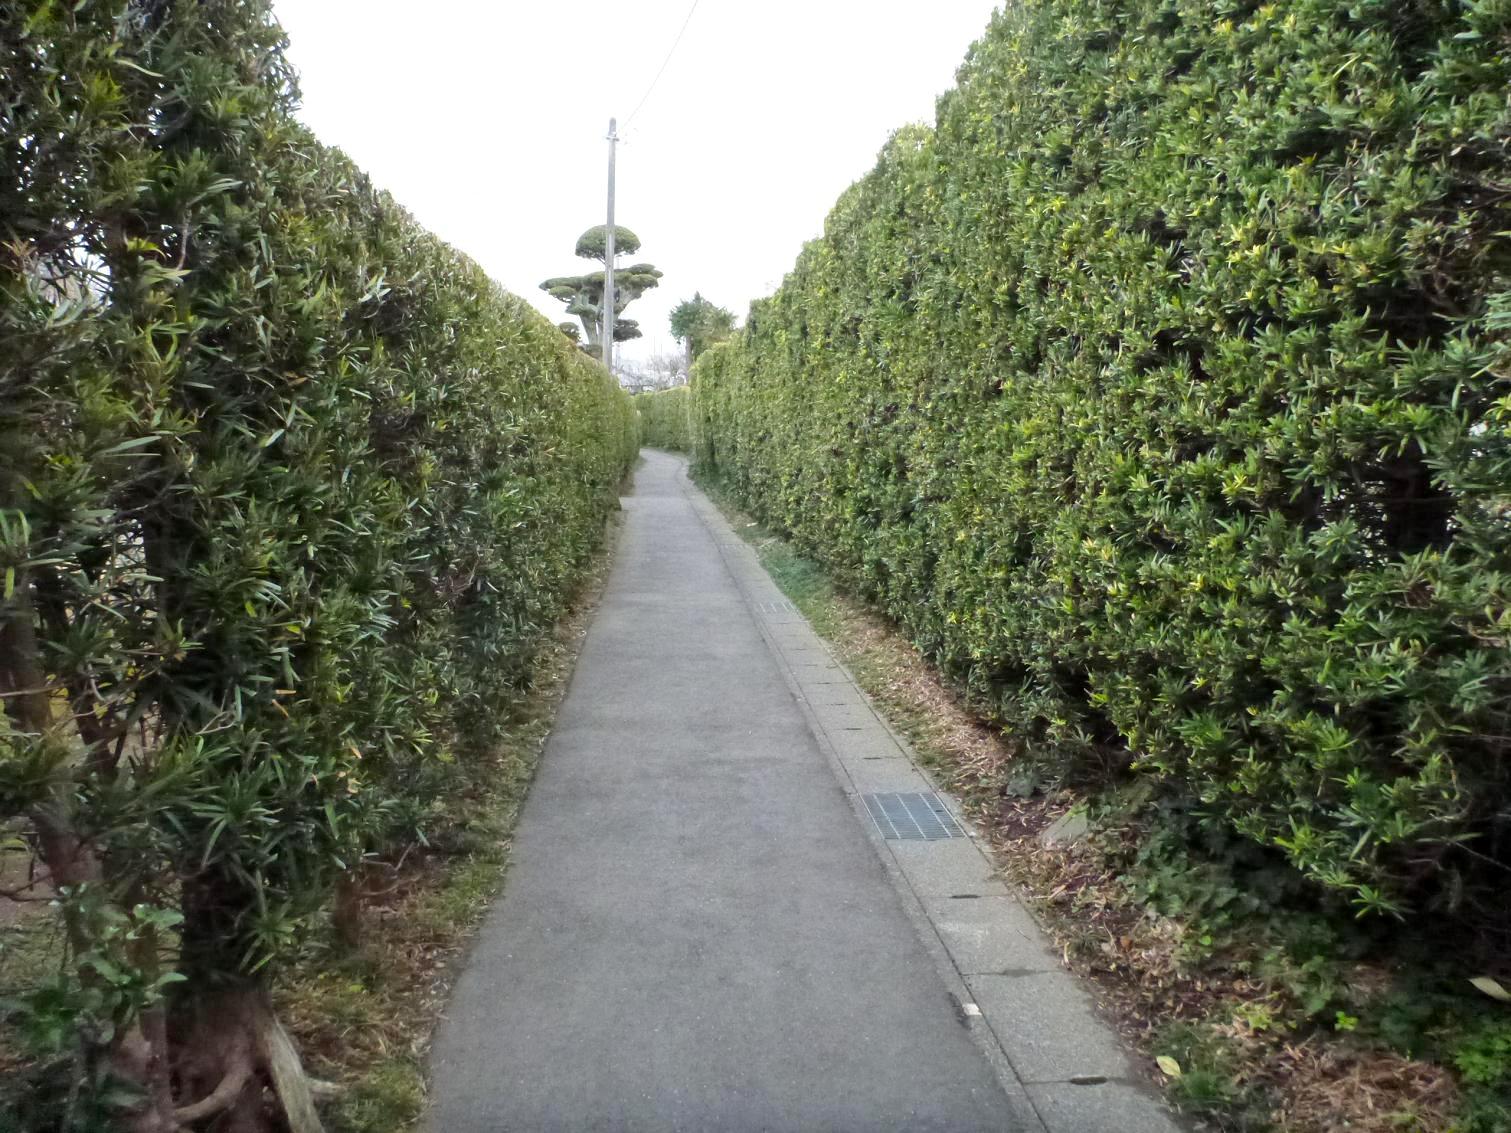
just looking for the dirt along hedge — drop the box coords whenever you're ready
[634,386,693,452]
[0,1,634,1126]
[694,0,1511,923]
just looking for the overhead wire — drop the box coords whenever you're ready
[621,0,702,133]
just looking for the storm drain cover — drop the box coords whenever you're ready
[863,792,966,841]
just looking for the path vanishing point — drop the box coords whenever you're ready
[427,450,1185,1133]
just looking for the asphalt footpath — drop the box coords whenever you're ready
[427,450,1178,1133]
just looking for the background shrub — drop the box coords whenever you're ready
[0,0,633,1122]
[693,0,1511,921]
[635,386,693,452]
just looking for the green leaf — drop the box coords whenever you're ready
[101,435,158,455]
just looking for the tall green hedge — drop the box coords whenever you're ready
[0,0,633,1123]
[634,386,693,451]
[694,0,1511,920]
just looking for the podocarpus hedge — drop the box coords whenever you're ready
[0,1,634,1126]
[634,386,693,451]
[694,0,1511,922]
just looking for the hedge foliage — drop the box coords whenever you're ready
[694,0,1511,918]
[0,0,633,1119]
[634,386,693,451]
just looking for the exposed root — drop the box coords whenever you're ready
[172,986,326,1132]
[261,1007,323,1133]
[172,1048,252,1123]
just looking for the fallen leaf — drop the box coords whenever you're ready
[1157,1055,1183,1078]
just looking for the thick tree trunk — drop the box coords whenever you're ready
[174,984,326,1133]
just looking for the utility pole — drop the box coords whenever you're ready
[602,117,618,373]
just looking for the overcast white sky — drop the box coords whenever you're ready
[272,1,1002,366]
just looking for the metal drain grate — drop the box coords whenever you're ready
[862,792,966,841]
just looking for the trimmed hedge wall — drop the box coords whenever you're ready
[635,386,693,451]
[694,0,1511,918]
[0,0,633,1121]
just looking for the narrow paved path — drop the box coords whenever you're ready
[429,450,1025,1132]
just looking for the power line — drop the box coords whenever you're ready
[622,0,701,131]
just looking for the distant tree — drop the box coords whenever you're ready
[618,351,688,394]
[542,225,662,352]
[669,292,736,359]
